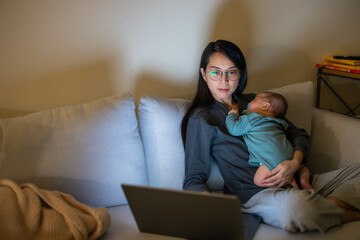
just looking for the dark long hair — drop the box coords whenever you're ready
[181,40,248,145]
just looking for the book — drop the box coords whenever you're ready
[325,56,360,66]
[333,56,360,60]
[326,62,360,70]
[316,63,360,74]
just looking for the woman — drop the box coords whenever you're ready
[181,40,360,232]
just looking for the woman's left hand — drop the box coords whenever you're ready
[260,160,300,188]
[260,150,303,188]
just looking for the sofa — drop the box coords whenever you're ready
[0,81,359,240]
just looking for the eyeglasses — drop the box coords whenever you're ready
[206,69,240,81]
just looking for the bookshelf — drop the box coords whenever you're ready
[316,66,360,119]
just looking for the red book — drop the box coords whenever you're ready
[316,63,360,74]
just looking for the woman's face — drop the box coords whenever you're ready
[201,52,239,105]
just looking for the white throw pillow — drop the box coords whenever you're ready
[138,95,190,190]
[138,81,313,191]
[0,93,148,207]
[138,95,225,191]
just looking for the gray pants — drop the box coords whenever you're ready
[242,163,360,233]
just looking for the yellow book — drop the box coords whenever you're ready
[325,56,360,66]
[328,62,360,70]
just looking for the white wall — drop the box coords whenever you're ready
[1,0,360,118]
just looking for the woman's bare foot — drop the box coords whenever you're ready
[327,197,360,223]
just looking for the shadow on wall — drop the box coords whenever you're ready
[245,45,314,92]
[208,0,252,50]
[0,108,32,119]
[131,0,316,107]
[132,71,196,103]
[207,0,314,93]
[0,57,119,118]
[132,0,253,103]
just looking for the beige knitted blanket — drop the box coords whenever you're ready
[0,179,111,240]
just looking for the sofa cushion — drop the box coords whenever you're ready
[138,95,224,191]
[138,81,313,191]
[0,93,148,207]
[309,108,360,173]
[102,205,360,240]
[138,96,191,190]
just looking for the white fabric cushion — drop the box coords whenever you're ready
[138,81,313,191]
[309,108,360,174]
[0,93,148,207]
[138,95,190,190]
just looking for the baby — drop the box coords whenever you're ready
[226,91,298,188]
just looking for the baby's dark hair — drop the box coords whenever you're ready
[260,91,288,119]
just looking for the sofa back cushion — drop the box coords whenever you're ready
[309,108,360,173]
[0,93,148,207]
[138,81,313,191]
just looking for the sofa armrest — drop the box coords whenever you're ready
[308,108,360,173]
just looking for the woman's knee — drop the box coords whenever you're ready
[279,189,342,232]
[278,189,313,232]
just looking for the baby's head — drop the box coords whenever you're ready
[248,91,288,119]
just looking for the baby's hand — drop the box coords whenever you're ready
[228,108,239,115]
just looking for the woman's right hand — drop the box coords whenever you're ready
[228,108,238,115]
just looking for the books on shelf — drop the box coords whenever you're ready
[324,56,360,66]
[316,56,360,74]
[316,64,360,74]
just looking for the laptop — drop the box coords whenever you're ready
[122,184,261,240]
